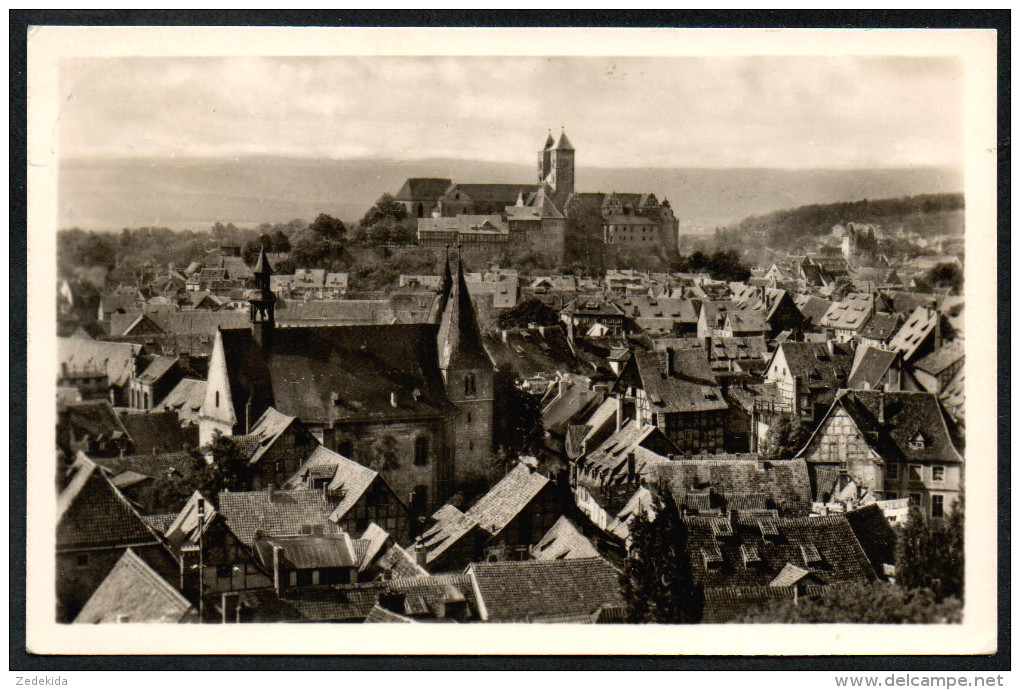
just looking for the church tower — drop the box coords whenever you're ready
[249,245,275,347]
[429,249,454,325]
[437,255,495,489]
[549,130,575,199]
[537,130,555,185]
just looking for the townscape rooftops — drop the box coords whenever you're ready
[73,549,194,624]
[468,557,624,623]
[118,410,192,455]
[847,346,899,391]
[857,311,903,342]
[629,349,727,413]
[648,457,813,515]
[58,337,142,388]
[887,306,938,360]
[913,340,965,376]
[532,515,601,561]
[218,488,342,546]
[820,293,875,331]
[254,533,359,570]
[464,463,550,535]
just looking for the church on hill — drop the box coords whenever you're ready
[198,247,496,515]
[399,130,679,262]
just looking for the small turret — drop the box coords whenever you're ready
[249,246,275,347]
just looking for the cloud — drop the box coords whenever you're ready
[58,55,963,169]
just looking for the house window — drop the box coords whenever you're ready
[288,571,297,587]
[908,465,923,483]
[931,494,945,519]
[464,373,477,397]
[414,437,429,467]
[908,493,922,507]
[311,570,320,586]
[885,463,899,480]
[467,411,472,424]
[411,485,428,515]
[932,465,945,482]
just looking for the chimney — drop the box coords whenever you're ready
[178,351,191,374]
[414,541,428,568]
[933,309,942,348]
[877,390,885,425]
[390,391,398,408]
[664,347,674,377]
[704,336,712,359]
[616,394,625,433]
[627,451,637,483]
[267,483,275,503]
[272,544,284,596]
[792,374,803,419]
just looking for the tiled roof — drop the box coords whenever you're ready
[847,346,899,390]
[96,450,198,484]
[540,381,604,435]
[244,406,299,466]
[276,299,394,325]
[218,488,342,546]
[939,367,965,424]
[532,516,600,560]
[649,458,813,515]
[217,323,455,426]
[725,309,767,334]
[73,549,194,624]
[913,340,964,376]
[630,349,728,413]
[157,378,207,425]
[464,463,549,535]
[58,455,163,550]
[794,295,834,327]
[483,326,591,382]
[682,513,877,588]
[395,177,453,201]
[142,513,178,535]
[468,557,624,622]
[444,184,537,203]
[701,585,801,623]
[844,504,898,577]
[773,341,852,389]
[118,411,193,455]
[888,307,938,361]
[253,533,359,570]
[803,390,963,464]
[61,400,131,445]
[357,523,391,572]
[820,293,875,331]
[110,310,250,339]
[374,543,430,579]
[364,603,416,623]
[323,447,382,522]
[858,312,902,341]
[137,355,178,382]
[58,337,141,388]
[579,420,674,488]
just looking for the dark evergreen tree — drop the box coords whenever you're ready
[496,298,561,329]
[620,497,702,623]
[760,413,810,460]
[895,503,964,601]
[744,582,962,623]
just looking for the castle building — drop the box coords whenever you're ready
[198,247,496,514]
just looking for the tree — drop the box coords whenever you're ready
[492,367,544,459]
[496,298,561,330]
[620,496,703,623]
[926,262,964,295]
[896,503,964,601]
[760,413,809,459]
[309,213,347,242]
[359,193,408,229]
[271,228,291,253]
[355,434,401,472]
[744,582,962,623]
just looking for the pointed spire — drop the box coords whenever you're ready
[437,252,491,371]
[253,245,272,276]
[429,248,454,325]
[555,128,574,151]
[543,129,555,150]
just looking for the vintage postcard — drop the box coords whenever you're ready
[25,25,998,655]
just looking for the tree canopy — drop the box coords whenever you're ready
[496,298,561,330]
[744,582,962,624]
[492,367,544,460]
[760,413,810,460]
[896,504,964,601]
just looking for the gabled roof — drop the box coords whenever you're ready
[118,410,193,455]
[157,377,207,424]
[74,549,194,624]
[442,184,537,203]
[243,406,299,466]
[794,295,834,327]
[109,310,250,340]
[858,311,902,341]
[58,454,164,550]
[627,349,727,414]
[61,400,131,446]
[58,337,141,388]
[771,341,852,388]
[579,420,675,486]
[464,463,550,535]
[253,533,359,570]
[800,390,963,464]
[540,380,604,435]
[532,516,600,561]
[649,457,813,515]
[724,308,767,334]
[218,488,342,546]
[913,340,964,376]
[682,513,877,588]
[395,177,454,201]
[322,447,384,522]
[364,603,417,623]
[468,557,624,622]
[820,293,875,331]
[844,504,898,576]
[887,307,938,360]
[437,260,493,371]
[484,327,588,382]
[847,346,899,390]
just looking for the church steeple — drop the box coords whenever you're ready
[429,248,454,325]
[437,253,491,371]
[249,245,275,346]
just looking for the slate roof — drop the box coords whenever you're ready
[801,390,964,464]
[137,355,178,382]
[322,447,383,522]
[443,183,538,204]
[847,346,899,390]
[532,516,601,560]
[58,338,141,388]
[628,349,728,414]
[57,455,163,550]
[888,307,938,361]
[244,406,299,466]
[649,458,813,515]
[682,513,878,588]
[540,381,604,435]
[118,411,193,454]
[725,309,767,334]
[74,549,194,624]
[614,296,699,323]
[395,177,454,201]
[217,323,455,427]
[468,557,624,622]
[218,489,342,546]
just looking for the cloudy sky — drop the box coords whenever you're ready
[58,55,963,170]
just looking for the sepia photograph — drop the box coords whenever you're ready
[22,23,1000,658]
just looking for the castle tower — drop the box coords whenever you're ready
[437,255,495,489]
[537,130,555,185]
[549,129,575,201]
[249,245,275,347]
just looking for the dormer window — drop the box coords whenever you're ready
[801,544,823,566]
[909,432,927,451]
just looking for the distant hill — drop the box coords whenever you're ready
[58,155,963,232]
[719,193,965,252]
